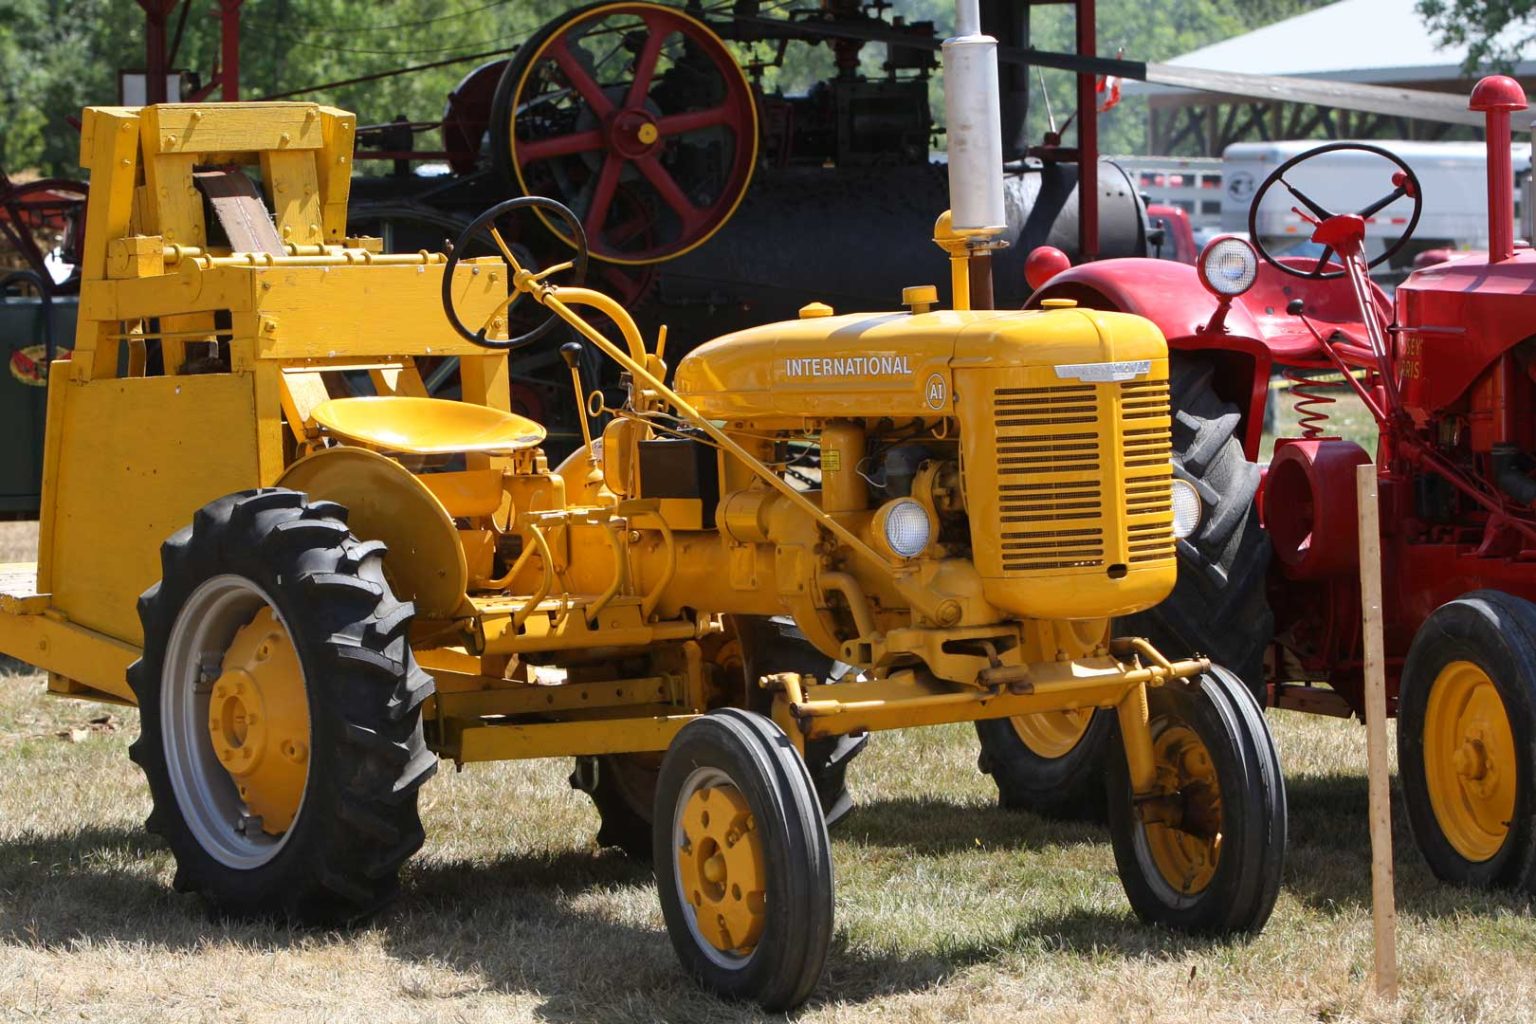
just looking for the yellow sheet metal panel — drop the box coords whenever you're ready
[276,447,468,620]
[954,308,1177,621]
[673,309,960,420]
[48,373,261,644]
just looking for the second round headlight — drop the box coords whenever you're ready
[1171,478,1203,540]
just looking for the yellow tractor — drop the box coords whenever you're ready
[0,18,1284,1010]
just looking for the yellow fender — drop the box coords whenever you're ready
[277,447,469,620]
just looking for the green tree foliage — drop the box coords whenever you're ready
[0,0,1328,177]
[1417,0,1531,71]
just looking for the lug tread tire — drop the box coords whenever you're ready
[1106,666,1287,935]
[128,488,435,927]
[1122,355,1274,697]
[1398,590,1536,891]
[653,708,833,1011]
[974,712,1115,820]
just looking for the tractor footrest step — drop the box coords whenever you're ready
[0,562,46,614]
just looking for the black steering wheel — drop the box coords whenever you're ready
[441,195,589,349]
[1248,142,1423,279]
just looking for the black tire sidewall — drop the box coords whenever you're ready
[975,711,1113,819]
[1398,591,1536,889]
[653,710,832,1010]
[1107,667,1285,934]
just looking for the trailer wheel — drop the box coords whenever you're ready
[654,709,832,1010]
[128,489,436,926]
[574,617,864,858]
[1399,591,1536,890]
[1121,354,1273,698]
[1106,667,1286,934]
[975,710,1115,819]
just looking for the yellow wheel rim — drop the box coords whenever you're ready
[205,607,311,835]
[1143,723,1223,896]
[1425,661,1516,862]
[676,781,766,956]
[1010,708,1094,759]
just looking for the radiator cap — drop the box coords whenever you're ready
[1040,297,1078,309]
[799,301,834,318]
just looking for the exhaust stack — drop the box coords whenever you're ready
[943,0,1006,235]
[1469,75,1528,264]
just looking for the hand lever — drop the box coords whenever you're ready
[561,341,597,458]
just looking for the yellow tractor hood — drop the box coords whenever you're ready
[672,306,1168,421]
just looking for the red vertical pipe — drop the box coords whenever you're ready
[1468,75,1528,264]
[1076,0,1098,261]
[140,0,170,104]
[220,0,243,101]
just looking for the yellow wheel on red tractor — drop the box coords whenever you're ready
[654,709,833,1010]
[1399,592,1536,890]
[128,489,437,924]
[1106,666,1286,934]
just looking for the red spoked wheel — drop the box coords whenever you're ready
[490,1,758,265]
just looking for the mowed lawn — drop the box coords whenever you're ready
[3,519,1536,1024]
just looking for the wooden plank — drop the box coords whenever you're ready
[194,169,284,254]
[259,150,324,247]
[1356,464,1399,1001]
[146,103,324,153]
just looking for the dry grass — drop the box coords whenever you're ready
[3,529,1536,1024]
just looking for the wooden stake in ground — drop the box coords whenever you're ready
[1356,463,1398,1000]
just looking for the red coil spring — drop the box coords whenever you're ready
[1284,367,1336,439]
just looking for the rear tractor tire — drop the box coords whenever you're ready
[654,708,833,1010]
[128,489,436,925]
[1399,591,1536,891]
[976,353,1274,821]
[1106,666,1286,934]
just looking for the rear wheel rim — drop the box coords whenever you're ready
[1134,721,1222,902]
[1009,708,1094,758]
[162,575,312,869]
[673,766,766,969]
[1425,660,1516,862]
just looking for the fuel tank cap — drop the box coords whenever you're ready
[1040,298,1078,309]
[799,301,834,318]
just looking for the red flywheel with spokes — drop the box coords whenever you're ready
[489,1,759,265]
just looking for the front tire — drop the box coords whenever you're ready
[654,709,833,1011]
[1399,591,1536,891]
[1106,667,1286,934]
[128,489,437,925]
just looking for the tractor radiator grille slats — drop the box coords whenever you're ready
[1121,379,1176,565]
[991,378,1174,574]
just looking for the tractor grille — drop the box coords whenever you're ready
[1121,379,1175,564]
[992,379,1173,574]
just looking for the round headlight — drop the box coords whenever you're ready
[1170,478,1202,540]
[1197,236,1259,297]
[875,498,932,558]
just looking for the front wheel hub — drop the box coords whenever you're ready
[205,607,310,834]
[1426,661,1516,861]
[676,783,766,955]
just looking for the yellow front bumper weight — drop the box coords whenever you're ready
[676,784,767,954]
[207,607,311,834]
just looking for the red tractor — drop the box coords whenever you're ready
[977,76,1536,894]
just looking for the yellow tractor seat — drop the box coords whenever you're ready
[309,396,547,456]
